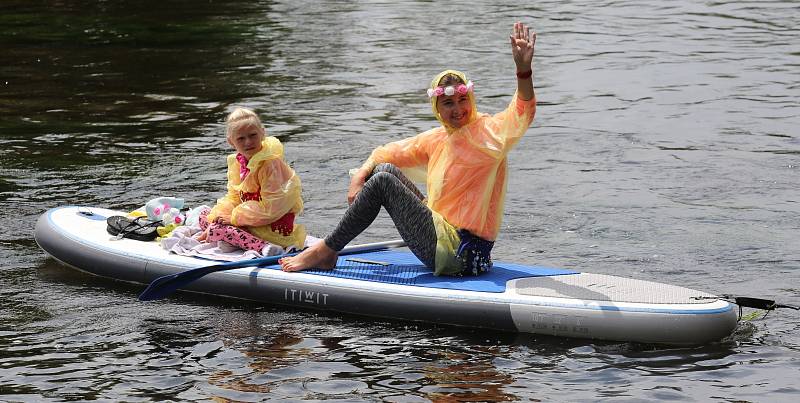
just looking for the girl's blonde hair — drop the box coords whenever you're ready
[225,107,265,138]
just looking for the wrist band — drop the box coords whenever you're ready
[516,69,532,79]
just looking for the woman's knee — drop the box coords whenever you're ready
[373,162,399,175]
[366,170,395,188]
[362,171,395,199]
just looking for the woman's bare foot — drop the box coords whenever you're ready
[279,241,338,272]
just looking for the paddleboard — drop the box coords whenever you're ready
[35,206,738,345]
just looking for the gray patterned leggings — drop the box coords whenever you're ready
[324,163,438,268]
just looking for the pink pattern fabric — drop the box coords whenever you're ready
[236,153,250,180]
[240,190,260,202]
[236,152,263,203]
[269,212,294,236]
[199,209,266,252]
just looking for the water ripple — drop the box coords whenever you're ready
[2,0,800,401]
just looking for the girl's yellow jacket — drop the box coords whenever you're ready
[208,137,306,249]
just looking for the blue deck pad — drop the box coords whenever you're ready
[265,250,578,293]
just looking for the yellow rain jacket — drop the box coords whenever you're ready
[362,70,536,275]
[207,137,306,249]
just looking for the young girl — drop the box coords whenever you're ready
[199,107,306,253]
[280,21,536,275]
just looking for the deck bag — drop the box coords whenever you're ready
[106,215,161,241]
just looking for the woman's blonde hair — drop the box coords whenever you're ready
[437,73,465,87]
[225,107,265,138]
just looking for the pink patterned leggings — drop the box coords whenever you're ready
[199,209,266,252]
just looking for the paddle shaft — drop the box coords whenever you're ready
[138,239,406,301]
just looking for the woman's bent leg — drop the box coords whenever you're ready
[281,165,437,271]
[325,168,436,267]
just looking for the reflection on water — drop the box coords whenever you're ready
[176,313,749,402]
[2,0,800,401]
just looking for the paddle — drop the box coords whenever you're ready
[138,239,406,301]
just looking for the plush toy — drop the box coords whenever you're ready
[161,208,185,226]
[145,197,185,226]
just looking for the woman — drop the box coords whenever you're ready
[281,21,537,276]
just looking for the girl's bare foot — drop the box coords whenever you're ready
[279,241,338,272]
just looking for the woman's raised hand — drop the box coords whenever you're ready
[510,21,536,71]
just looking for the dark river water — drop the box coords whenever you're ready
[2,0,799,401]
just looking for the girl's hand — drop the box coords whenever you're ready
[510,21,536,71]
[215,216,231,226]
[197,226,210,241]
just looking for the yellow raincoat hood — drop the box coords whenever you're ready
[429,69,479,132]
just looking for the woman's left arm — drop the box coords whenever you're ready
[510,21,536,101]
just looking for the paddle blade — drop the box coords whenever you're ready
[734,297,777,311]
[138,252,293,301]
[138,265,224,301]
